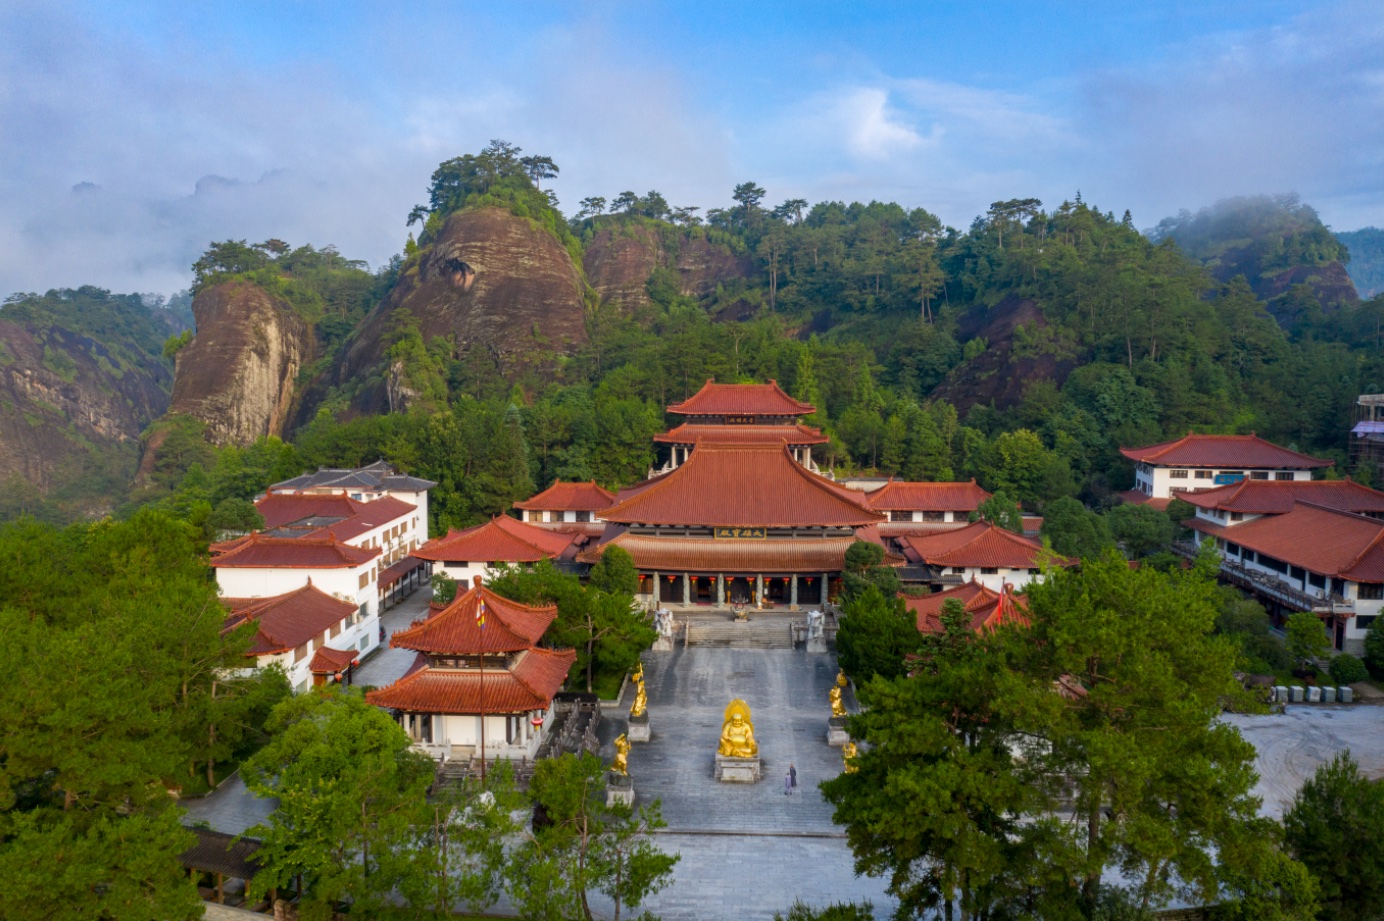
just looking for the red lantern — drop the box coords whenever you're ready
[351,658,360,667]
[332,672,342,683]
[530,715,545,728]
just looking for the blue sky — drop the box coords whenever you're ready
[1,0,1380,296]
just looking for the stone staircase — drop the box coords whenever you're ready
[684,618,796,649]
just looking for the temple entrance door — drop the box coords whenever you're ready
[798,577,822,606]
[728,577,752,604]
[659,576,681,604]
[765,576,790,606]
[692,576,714,604]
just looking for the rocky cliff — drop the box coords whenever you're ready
[931,296,1076,413]
[166,280,313,446]
[583,223,753,313]
[340,206,587,403]
[0,291,172,502]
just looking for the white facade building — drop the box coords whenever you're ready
[1121,433,1329,502]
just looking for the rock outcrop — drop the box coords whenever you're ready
[340,207,587,400]
[167,280,312,446]
[0,316,171,493]
[931,296,1076,413]
[583,223,753,313]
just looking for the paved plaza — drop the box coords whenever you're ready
[601,645,857,834]
[180,605,1384,920]
[1223,704,1384,818]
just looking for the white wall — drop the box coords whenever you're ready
[1137,464,1311,499]
[944,566,1040,593]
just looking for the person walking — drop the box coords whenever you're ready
[789,762,798,795]
[784,768,793,795]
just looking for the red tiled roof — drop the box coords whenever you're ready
[1119,434,1330,469]
[901,521,1070,570]
[903,580,1030,634]
[255,493,416,541]
[864,478,992,512]
[366,647,576,714]
[309,646,357,675]
[210,533,379,569]
[221,584,359,655]
[653,423,828,446]
[379,555,426,589]
[413,516,578,564]
[576,533,903,572]
[1178,478,1384,516]
[1188,502,1384,583]
[514,480,618,512]
[667,379,815,417]
[600,442,882,527]
[1117,490,1171,511]
[390,581,558,654]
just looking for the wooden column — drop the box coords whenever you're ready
[790,574,798,610]
[716,575,725,605]
[756,574,764,607]
[682,573,690,605]
[652,570,661,604]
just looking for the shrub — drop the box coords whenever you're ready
[1328,653,1369,686]
[1366,618,1384,677]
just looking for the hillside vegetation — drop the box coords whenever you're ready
[5,144,1384,530]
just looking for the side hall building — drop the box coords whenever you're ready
[1120,433,1330,508]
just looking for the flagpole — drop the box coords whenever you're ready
[479,649,486,783]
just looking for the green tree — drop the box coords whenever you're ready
[825,601,1064,920]
[1104,503,1176,558]
[842,540,902,600]
[970,490,1024,533]
[589,544,639,596]
[507,753,678,921]
[834,584,922,683]
[396,764,524,916]
[1365,618,1384,676]
[1283,752,1384,921]
[432,571,458,604]
[1040,496,1112,558]
[1009,553,1276,914]
[243,689,436,919]
[206,496,264,534]
[1284,611,1331,667]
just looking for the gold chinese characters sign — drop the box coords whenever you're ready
[714,527,767,540]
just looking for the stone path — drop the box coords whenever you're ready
[351,588,435,690]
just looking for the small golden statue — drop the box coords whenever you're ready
[629,662,647,718]
[611,733,630,775]
[836,669,848,688]
[717,698,759,758]
[842,741,859,773]
[829,685,847,718]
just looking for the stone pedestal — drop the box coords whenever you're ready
[606,772,634,806]
[628,712,651,743]
[1322,686,1337,703]
[806,635,828,654]
[1289,686,1305,702]
[652,635,674,652]
[1340,686,1354,703]
[715,754,761,783]
[1307,686,1322,703]
[826,716,850,747]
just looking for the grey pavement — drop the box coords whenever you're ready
[1223,704,1384,818]
[351,588,435,689]
[598,646,857,834]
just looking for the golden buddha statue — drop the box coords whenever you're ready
[717,699,758,758]
[611,733,630,775]
[836,669,848,688]
[829,685,847,718]
[629,663,647,718]
[842,741,859,773]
